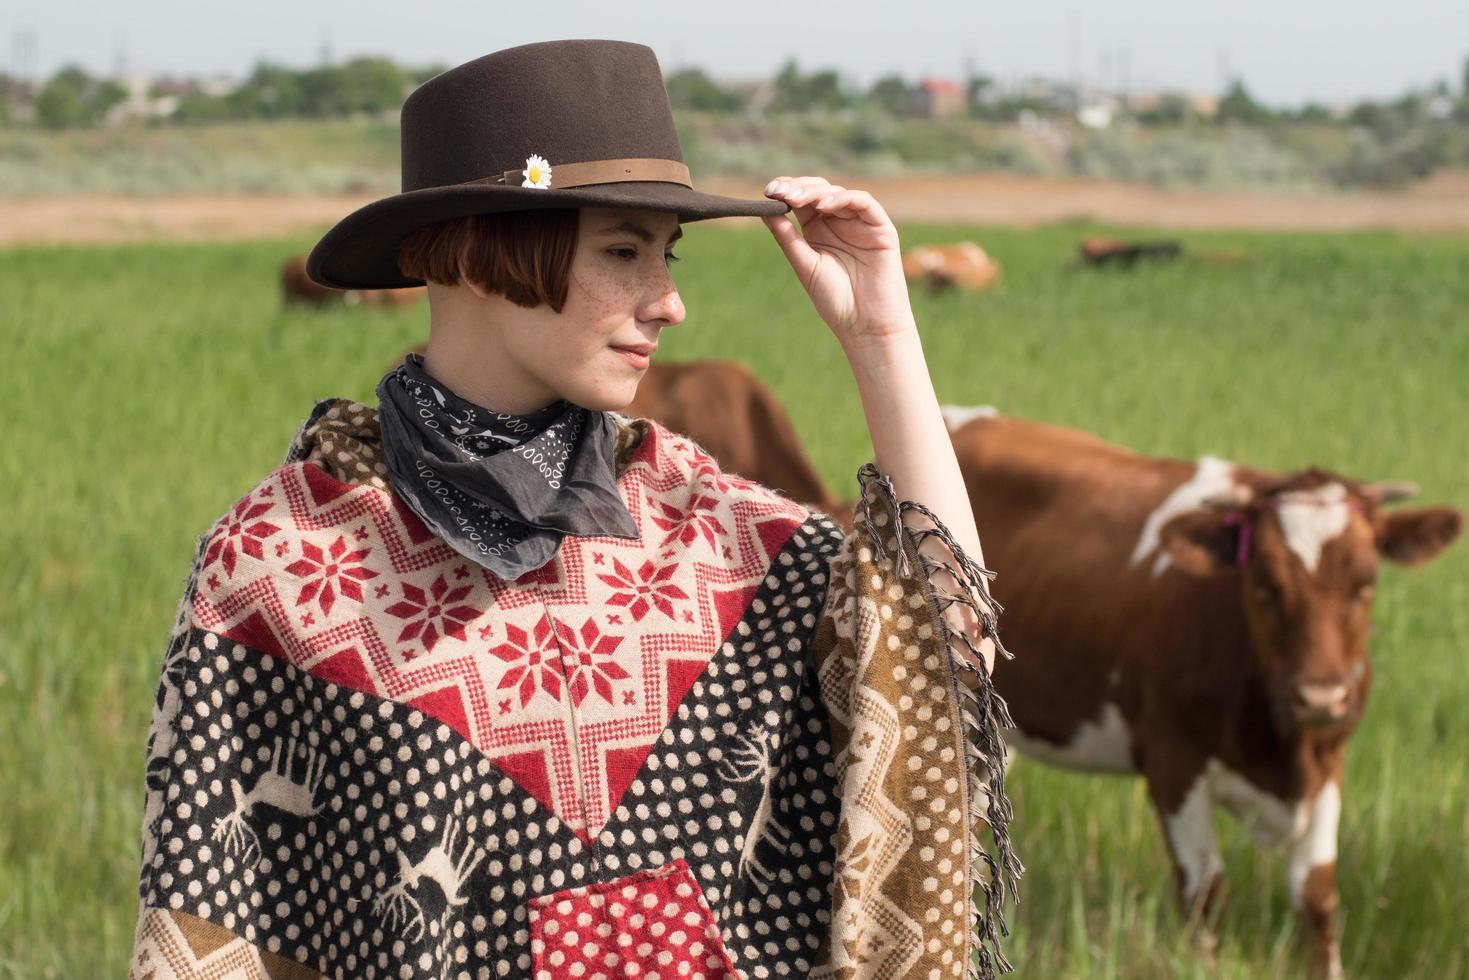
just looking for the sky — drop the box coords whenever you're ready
[7,0,1466,108]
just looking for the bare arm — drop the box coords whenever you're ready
[760,175,997,672]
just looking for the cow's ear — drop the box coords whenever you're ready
[1159,510,1238,576]
[1378,506,1463,567]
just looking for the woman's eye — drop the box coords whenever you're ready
[610,248,680,264]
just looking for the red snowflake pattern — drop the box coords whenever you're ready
[382,574,480,653]
[647,494,727,550]
[490,618,565,708]
[553,617,630,706]
[595,557,689,622]
[202,492,281,578]
[283,535,379,616]
[692,459,742,495]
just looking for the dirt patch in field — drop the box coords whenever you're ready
[834,170,1469,232]
[5,170,1469,246]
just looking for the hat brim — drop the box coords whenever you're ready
[305,181,792,290]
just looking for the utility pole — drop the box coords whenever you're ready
[1067,11,1082,91]
[112,31,129,78]
[11,27,39,84]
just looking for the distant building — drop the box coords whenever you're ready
[104,71,180,126]
[149,77,197,98]
[0,77,38,123]
[915,77,964,118]
[1126,91,1161,114]
[197,74,241,99]
[1188,93,1219,117]
[1124,89,1220,120]
[1076,97,1116,129]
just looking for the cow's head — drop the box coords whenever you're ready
[1160,469,1461,729]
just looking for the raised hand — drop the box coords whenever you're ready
[761,175,916,352]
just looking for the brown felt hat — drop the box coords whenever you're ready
[306,39,790,290]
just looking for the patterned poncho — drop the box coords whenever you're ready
[130,399,1019,980]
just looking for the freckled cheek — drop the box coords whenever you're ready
[573,274,644,331]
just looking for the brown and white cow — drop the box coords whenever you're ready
[901,242,1002,294]
[1078,236,1184,268]
[282,255,426,309]
[396,346,853,527]
[625,358,852,523]
[943,406,1462,978]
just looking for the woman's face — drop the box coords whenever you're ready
[485,206,686,412]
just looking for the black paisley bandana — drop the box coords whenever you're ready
[374,352,638,580]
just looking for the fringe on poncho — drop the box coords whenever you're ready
[129,399,1019,980]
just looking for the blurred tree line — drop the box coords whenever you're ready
[170,58,447,122]
[4,55,1469,189]
[26,66,129,128]
[8,55,1469,130]
[1,57,446,128]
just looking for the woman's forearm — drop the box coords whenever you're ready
[844,323,997,673]
[754,173,998,672]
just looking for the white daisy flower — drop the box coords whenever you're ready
[521,154,552,189]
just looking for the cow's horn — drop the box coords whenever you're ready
[1362,480,1419,503]
[1201,485,1253,509]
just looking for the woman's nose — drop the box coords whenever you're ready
[643,281,685,328]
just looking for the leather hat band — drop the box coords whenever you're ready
[460,157,693,191]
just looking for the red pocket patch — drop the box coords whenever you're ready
[529,857,742,979]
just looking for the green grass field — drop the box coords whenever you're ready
[2,221,1466,978]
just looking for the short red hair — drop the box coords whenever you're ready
[396,209,580,312]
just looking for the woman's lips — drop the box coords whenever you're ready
[611,344,654,368]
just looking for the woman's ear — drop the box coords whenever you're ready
[463,276,495,302]
[453,239,494,301]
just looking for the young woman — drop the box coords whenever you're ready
[130,40,1019,980]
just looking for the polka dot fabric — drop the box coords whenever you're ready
[529,858,740,980]
[594,525,844,976]
[135,520,847,979]
[137,631,588,977]
[130,401,1016,980]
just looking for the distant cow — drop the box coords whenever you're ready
[1079,237,1184,268]
[398,345,851,526]
[943,406,1461,979]
[282,255,426,309]
[901,242,1001,294]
